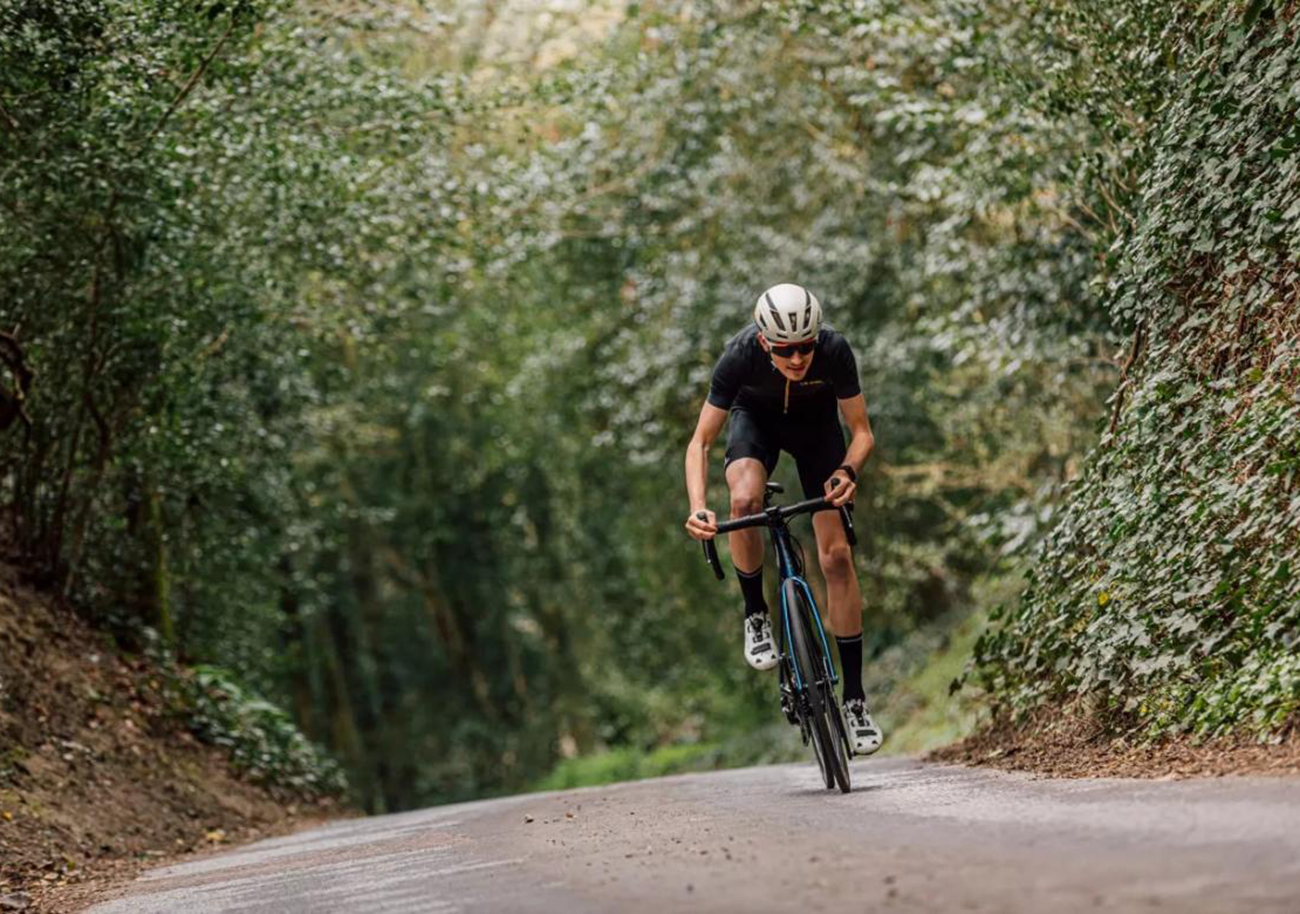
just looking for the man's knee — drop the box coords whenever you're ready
[727,459,767,517]
[730,487,763,517]
[819,542,853,580]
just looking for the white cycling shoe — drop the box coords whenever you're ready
[744,613,779,671]
[843,698,883,755]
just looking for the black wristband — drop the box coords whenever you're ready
[836,464,856,482]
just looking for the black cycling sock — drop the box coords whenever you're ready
[736,565,767,618]
[836,634,865,702]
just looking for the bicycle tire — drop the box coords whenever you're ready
[823,683,853,793]
[783,580,850,793]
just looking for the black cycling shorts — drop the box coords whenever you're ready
[723,407,847,500]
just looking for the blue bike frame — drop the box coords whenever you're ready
[771,524,839,694]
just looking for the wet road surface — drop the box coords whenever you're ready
[88,757,1300,913]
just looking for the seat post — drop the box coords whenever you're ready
[763,480,784,507]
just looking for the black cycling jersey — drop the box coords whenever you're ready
[707,324,861,422]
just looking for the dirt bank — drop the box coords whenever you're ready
[930,705,1300,779]
[0,562,345,913]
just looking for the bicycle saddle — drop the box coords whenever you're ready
[765,481,785,495]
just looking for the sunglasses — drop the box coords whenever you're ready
[769,339,817,358]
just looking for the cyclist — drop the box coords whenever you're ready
[683,283,882,755]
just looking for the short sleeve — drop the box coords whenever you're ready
[829,336,861,399]
[707,347,743,410]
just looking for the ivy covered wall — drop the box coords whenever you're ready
[971,0,1300,738]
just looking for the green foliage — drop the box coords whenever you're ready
[535,725,804,792]
[182,664,348,798]
[0,0,1115,810]
[969,0,1300,740]
[878,606,991,755]
[21,0,1268,812]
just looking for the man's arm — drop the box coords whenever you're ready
[684,402,729,540]
[825,393,874,506]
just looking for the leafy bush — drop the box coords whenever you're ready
[181,664,347,799]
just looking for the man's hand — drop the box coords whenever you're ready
[685,509,718,541]
[825,472,856,507]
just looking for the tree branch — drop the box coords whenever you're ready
[0,98,20,132]
[0,329,34,431]
[141,17,237,147]
[1107,321,1146,438]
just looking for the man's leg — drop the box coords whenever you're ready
[811,511,864,693]
[727,457,768,623]
[726,457,779,671]
[790,420,865,699]
[812,510,882,753]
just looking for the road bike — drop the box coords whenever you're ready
[698,481,857,793]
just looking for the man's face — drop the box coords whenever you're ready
[759,334,816,381]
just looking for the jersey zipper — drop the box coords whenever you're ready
[784,378,791,414]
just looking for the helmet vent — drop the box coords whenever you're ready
[802,289,812,332]
[764,292,787,332]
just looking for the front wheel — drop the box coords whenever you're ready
[783,580,850,794]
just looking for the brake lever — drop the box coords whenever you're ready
[703,540,725,580]
[697,512,725,580]
[839,502,857,547]
[828,477,857,547]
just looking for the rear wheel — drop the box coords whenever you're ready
[783,581,850,794]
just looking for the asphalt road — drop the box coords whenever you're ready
[88,757,1300,913]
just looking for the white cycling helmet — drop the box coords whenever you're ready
[753,283,821,344]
